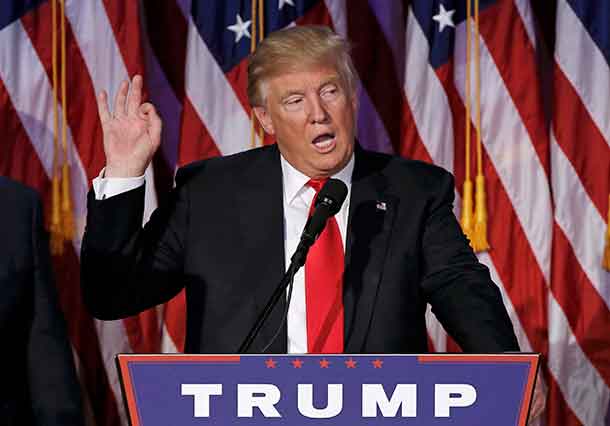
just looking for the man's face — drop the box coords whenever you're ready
[253,64,357,178]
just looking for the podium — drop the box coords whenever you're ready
[117,353,539,425]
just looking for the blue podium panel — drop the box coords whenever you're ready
[117,354,539,426]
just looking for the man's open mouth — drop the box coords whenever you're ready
[312,133,336,152]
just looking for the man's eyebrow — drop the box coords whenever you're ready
[278,76,342,101]
[279,89,304,101]
[318,77,341,90]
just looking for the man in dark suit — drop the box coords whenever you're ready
[81,25,518,355]
[0,177,84,425]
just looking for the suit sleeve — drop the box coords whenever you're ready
[419,170,520,352]
[27,192,84,426]
[81,172,190,320]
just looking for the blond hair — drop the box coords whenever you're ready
[247,25,357,107]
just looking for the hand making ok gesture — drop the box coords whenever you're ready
[97,75,162,178]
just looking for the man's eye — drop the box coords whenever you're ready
[321,87,339,99]
[283,97,303,111]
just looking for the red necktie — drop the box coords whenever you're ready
[305,178,344,353]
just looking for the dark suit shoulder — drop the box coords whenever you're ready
[0,177,39,206]
[375,151,450,179]
[0,177,40,222]
[358,149,453,195]
[175,145,278,187]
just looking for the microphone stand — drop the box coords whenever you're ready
[238,261,299,353]
[237,234,315,353]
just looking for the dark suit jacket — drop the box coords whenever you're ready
[81,144,519,354]
[0,177,83,425]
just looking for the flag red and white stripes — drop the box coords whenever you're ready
[0,1,608,425]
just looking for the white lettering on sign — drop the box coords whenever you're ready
[181,384,223,418]
[237,384,282,418]
[362,384,417,417]
[434,384,477,417]
[297,384,343,418]
[180,382,479,419]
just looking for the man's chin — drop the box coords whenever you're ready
[310,157,350,177]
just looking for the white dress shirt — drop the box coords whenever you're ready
[280,155,353,353]
[92,153,354,353]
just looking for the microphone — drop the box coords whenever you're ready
[238,177,348,353]
[291,178,348,269]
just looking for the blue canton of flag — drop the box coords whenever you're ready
[411,0,496,68]
[0,0,46,30]
[191,0,320,73]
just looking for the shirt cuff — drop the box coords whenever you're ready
[92,168,145,200]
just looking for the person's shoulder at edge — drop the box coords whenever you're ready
[0,176,40,211]
[174,144,279,187]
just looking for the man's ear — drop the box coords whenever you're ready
[253,106,275,135]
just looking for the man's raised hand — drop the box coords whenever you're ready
[97,75,162,178]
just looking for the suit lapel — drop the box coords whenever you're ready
[235,145,287,353]
[344,147,397,352]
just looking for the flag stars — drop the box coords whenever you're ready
[432,4,456,33]
[345,358,357,368]
[265,358,277,368]
[227,14,251,43]
[372,359,383,369]
[319,358,331,368]
[278,0,295,10]
[291,359,304,368]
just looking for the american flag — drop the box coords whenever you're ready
[1,0,608,425]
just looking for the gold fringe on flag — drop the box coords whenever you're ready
[460,0,474,241]
[50,173,62,254]
[61,164,74,240]
[602,195,610,271]
[471,0,489,252]
[473,175,489,251]
[461,179,474,240]
[59,0,74,241]
[49,0,73,255]
[50,0,63,255]
[250,0,265,149]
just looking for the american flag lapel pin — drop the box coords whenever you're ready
[376,201,387,211]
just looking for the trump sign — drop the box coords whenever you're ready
[117,354,538,425]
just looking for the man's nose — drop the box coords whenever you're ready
[307,95,330,123]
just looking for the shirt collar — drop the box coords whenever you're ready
[280,151,355,205]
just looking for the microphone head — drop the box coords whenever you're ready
[314,178,348,216]
[292,178,348,268]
